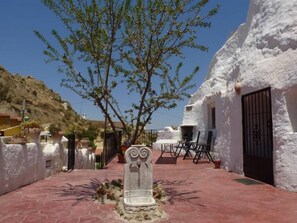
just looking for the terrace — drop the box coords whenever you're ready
[0,148,297,222]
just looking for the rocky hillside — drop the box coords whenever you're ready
[0,65,86,130]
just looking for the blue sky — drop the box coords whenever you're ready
[0,0,249,130]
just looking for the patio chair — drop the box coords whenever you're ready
[183,131,200,160]
[173,132,192,157]
[173,140,186,158]
[193,131,214,164]
[171,131,188,157]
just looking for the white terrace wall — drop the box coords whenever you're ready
[182,0,297,191]
[0,139,95,195]
[152,126,180,150]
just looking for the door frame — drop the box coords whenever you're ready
[242,87,274,185]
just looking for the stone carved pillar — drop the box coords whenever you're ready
[123,145,156,213]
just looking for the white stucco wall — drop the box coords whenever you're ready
[75,148,95,169]
[0,139,95,195]
[183,0,297,191]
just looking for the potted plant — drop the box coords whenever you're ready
[76,125,98,150]
[117,139,131,163]
[21,120,42,143]
[80,137,90,148]
[48,123,63,143]
[117,145,127,163]
[9,133,27,144]
[21,120,41,130]
[74,127,89,148]
[213,159,222,169]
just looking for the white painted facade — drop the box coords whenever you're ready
[0,139,95,195]
[182,0,297,191]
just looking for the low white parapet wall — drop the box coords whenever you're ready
[0,139,95,195]
[152,126,180,150]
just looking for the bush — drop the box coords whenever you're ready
[95,162,102,169]
[76,124,99,148]
[0,82,9,101]
[13,96,24,104]
[48,123,62,135]
[21,120,41,129]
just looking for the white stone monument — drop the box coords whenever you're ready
[123,145,156,213]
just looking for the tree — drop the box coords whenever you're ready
[35,0,219,145]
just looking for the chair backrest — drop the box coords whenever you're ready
[206,131,213,151]
[195,131,200,144]
[190,131,200,150]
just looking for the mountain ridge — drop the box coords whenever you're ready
[0,65,85,129]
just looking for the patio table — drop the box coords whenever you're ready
[158,139,178,158]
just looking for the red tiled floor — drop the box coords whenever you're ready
[0,149,297,223]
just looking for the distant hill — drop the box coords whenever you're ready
[0,65,87,130]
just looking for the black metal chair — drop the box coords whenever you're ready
[173,140,186,158]
[183,131,200,159]
[193,131,214,164]
[173,132,191,157]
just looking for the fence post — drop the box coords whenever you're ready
[67,133,75,171]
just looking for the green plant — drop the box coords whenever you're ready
[75,127,84,140]
[89,140,96,149]
[9,133,27,144]
[95,162,102,169]
[0,82,9,101]
[76,124,99,147]
[48,123,62,135]
[64,124,76,135]
[13,133,26,139]
[95,179,165,203]
[21,120,41,129]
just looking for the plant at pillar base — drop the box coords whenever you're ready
[21,120,42,132]
[117,139,131,163]
[48,123,63,143]
[77,125,99,149]
[21,120,42,143]
[117,145,127,163]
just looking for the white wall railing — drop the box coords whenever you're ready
[0,139,95,195]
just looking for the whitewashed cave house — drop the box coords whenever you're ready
[181,0,297,191]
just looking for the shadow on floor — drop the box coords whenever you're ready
[154,179,203,206]
[47,178,103,205]
[155,156,177,164]
[233,178,264,185]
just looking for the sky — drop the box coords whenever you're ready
[0,0,250,130]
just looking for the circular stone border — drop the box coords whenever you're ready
[94,179,167,222]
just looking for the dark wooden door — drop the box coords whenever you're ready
[242,87,274,185]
